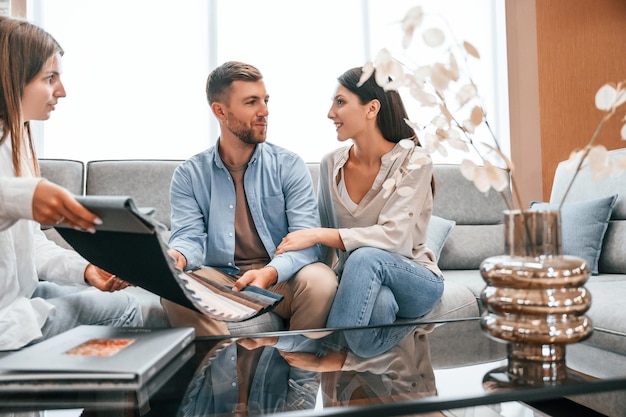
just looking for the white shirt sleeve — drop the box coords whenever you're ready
[0,176,40,231]
[34,223,89,286]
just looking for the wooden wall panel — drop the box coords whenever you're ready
[506,0,543,208]
[535,0,626,200]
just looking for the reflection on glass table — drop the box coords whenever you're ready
[178,324,437,416]
[1,319,625,417]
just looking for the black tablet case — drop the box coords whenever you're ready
[54,196,282,322]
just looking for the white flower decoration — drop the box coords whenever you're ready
[382,169,404,199]
[595,83,626,112]
[367,5,625,208]
[422,27,445,47]
[359,49,404,91]
[460,159,508,193]
[404,145,431,168]
[567,145,626,182]
[382,140,432,199]
[561,81,626,203]
[401,6,424,49]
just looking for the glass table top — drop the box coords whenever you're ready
[0,319,624,417]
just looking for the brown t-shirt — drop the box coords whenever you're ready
[224,162,270,269]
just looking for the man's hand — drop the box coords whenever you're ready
[33,180,101,233]
[84,264,131,292]
[167,249,187,270]
[233,266,278,291]
[279,351,348,372]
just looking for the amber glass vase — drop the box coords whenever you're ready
[480,209,592,386]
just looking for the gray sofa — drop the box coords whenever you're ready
[39,150,626,416]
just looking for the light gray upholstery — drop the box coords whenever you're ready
[40,158,506,352]
[433,165,509,270]
[427,165,509,364]
[38,153,626,416]
[550,148,626,273]
[547,148,626,416]
[39,158,84,195]
[38,159,85,250]
[432,165,511,225]
[86,160,183,229]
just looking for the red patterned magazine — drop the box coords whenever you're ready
[65,338,135,357]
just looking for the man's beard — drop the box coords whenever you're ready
[226,113,266,145]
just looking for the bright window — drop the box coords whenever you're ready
[31,0,507,164]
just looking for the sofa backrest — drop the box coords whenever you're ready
[307,163,510,270]
[549,148,626,274]
[38,158,85,196]
[86,160,183,229]
[431,165,509,269]
[40,158,509,270]
[306,163,321,195]
[37,159,85,249]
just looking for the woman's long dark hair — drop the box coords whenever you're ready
[337,66,435,193]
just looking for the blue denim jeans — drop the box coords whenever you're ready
[326,247,444,357]
[34,281,144,341]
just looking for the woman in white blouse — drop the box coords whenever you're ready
[0,16,142,351]
[276,67,443,357]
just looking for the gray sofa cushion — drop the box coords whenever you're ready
[441,269,488,301]
[580,277,626,356]
[439,224,504,270]
[306,162,321,194]
[39,159,84,196]
[426,215,455,261]
[432,164,510,225]
[550,148,626,275]
[423,280,479,321]
[550,149,626,219]
[86,160,183,229]
[39,159,85,248]
[600,221,626,273]
[432,165,509,270]
[530,194,618,275]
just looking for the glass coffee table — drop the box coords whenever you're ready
[0,319,623,417]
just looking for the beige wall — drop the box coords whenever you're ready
[505,0,543,207]
[507,0,626,203]
[10,0,24,17]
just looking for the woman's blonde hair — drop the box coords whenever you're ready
[0,16,63,176]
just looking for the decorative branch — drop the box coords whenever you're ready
[365,6,626,213]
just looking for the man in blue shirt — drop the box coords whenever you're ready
[163,61,338,335]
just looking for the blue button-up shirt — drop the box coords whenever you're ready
[178,342,318,415]
[169,141,321,283]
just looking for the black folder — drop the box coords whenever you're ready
[54,196,283,322]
